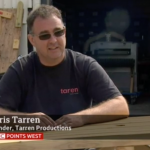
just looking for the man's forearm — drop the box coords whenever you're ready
[74,96,129,125]
[0,107,28,115]
[0,107,30,127]
[0,107,57,128]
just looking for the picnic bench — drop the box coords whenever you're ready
[0,116,150,150]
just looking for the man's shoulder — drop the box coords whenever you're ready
[18,51,36,63]
[66,49,97,76]
[66,49,95,64]
[11,51,36,72]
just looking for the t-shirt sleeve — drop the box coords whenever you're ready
[0,64,22,111]
[85,59,122,103]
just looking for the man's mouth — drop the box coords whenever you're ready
[48,47,58,50]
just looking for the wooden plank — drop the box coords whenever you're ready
[116,147,134,150]
[43,129,150,140]
[100,147,134,150]
[0,140,150,150]
[0,117,149,149]
[0,10,12,18]
[42,116,150,139]
[0,16,1,34]
[85,121,150,128]
[13,39,20,49]
[12,0,32,21]
[92,116,150,124]
[0,9,22,73]
[19,0,28,24]
[11,0,31,56]
[15,1,23,27]
[135,145,150,150]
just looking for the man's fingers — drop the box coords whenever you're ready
[62,121,72,127]
[27,112,58,132]
[42,115,56,126]
[33,113,56,126]
[56,116,72,126]
[55,117,65,125]
[39,120,47,126]
[40,116,56,127]
[39,117,50,126]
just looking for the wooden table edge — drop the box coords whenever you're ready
[0,140,150,149]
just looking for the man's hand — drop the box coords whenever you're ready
[30,112,56,127]
[55,114,85,128]
[0,108,57,131]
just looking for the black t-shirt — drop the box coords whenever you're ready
[0,49,121,119]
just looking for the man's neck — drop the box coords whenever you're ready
[38,52,66,67]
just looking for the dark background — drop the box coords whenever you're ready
[49,0,150,95]
[23,0,150,96]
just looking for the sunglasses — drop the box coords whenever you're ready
[32,28,65,40]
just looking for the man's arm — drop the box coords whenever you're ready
[0,107,22,115]
[56,96,129,127]
[74,96,129,125]
[0,107,57,128]
[56,58,129,127]
[81,58,129,123]
[0,62,56,127]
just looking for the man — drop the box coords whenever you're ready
[0,5,129,128]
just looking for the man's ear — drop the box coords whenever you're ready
[28,34,36,47]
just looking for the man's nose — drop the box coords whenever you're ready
[48,35,57,43]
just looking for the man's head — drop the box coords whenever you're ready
[27,5,66,66]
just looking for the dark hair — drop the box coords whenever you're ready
[27,5,63,33]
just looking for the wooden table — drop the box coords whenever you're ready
[0,116,150,150]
